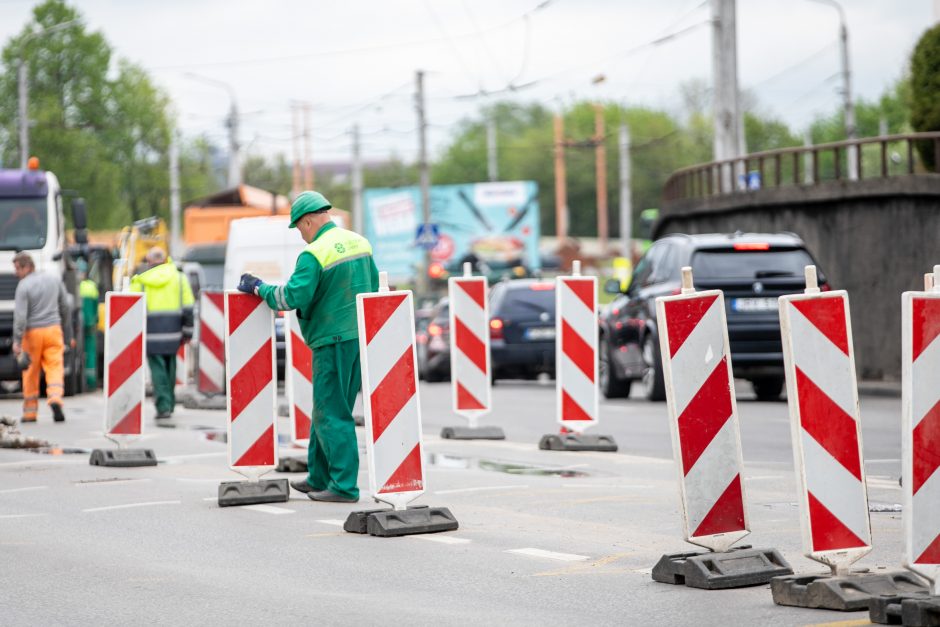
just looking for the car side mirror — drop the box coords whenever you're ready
[603,278,622,295]
[71,198,88,244]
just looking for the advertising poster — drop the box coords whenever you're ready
[363,181,540,282]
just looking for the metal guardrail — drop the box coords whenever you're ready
[662,132,940,203]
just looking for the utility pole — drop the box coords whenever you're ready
[711,0,744,192]
[553,113,568,241]
[618,124,632,258]
[803,130,814,185]
[486,115,498,182]
[169,127,182,258]
[17,61,28,169]
[303,103,314,189]
[226,98,241,187]
[415,70,431,296]
[351,124,364,235]
[291,104,301,195]
[594,104,608,251]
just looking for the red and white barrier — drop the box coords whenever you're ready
[780,266,871,573]
[224,292,277,477]
[448,265,491,424]
[198,290,225,394]
[357,273,425,509]
[104,292,147,441]
[285,311,313,447]
[656,269,749,552]
[556,261,598,432]
[903,265,940,594]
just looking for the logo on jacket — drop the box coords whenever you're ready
[335,243,346,254]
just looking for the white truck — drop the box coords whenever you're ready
[0,161,88,395]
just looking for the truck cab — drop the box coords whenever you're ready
[0,161,87,394]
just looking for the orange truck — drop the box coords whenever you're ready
[184,185,291,245]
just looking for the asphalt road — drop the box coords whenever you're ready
[0,379,908,626]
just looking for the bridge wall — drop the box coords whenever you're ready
[656,175,940,380]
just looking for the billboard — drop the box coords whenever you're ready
[363,181,540,281]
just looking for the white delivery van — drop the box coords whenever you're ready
[223,216,306,290]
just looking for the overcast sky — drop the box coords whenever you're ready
[1,0,933,164]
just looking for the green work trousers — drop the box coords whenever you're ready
[83,328,97,389]
[306,339,361,499]
[147,354,176,415]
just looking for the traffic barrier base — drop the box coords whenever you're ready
[275,457,307,473]
[771,571,927,611]
[869,592,940,626]
[538,432,618,452]
[217,478,290,507]
[89,448,157,467]
[366,507,459,537]
[343,504,430,534]
[652,545,792,590]
[440,426,505,440]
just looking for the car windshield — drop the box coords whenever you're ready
[0,198,48,250]
[499,285,555,318]
[691,249,814,280]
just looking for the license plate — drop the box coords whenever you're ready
[525,327,556,340]
[732,297,777,312]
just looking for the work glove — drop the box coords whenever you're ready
[238,273,263,295]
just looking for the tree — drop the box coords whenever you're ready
[910,24,940,169]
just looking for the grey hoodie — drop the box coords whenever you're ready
[12,271,72,344]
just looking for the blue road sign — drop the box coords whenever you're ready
[415,223,440,250]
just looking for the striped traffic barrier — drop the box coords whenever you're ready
[198,290,225,395]
[441,263,503,440]
[344,272,458,537]
[217,292,288,507]
[90,292,157,467]
[651,267,791,589]
[773,266,924,610]
[539,260,617,452]
[285,311,313,447]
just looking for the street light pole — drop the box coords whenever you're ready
[810,0,857,180]
[16,19,81,169]
[184,73,241,187]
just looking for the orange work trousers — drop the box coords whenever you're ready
[21,325,65,421]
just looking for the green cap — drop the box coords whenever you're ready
[289,191,332,228]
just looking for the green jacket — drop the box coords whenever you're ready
[258,222,379,349]
[130,260,195,355]
[79,279,99,330]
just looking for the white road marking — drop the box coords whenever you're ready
[435,485,529,495]
[202,497,217,502]
[560,484,654,489]
[83,500,182,513]
[506,548,590,562]
[0,513,47,520]
[412,535,470,545]
[74,479,151,487]
[0,486,48,494]
[316,519,346,527]
[0,459,85,468]
[161,452,227,461]
[866,458,901,464]
[243,504,295,515]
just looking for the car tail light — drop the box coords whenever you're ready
[490,317,504,340]
[733,242,770,251]
[820,282,831,292]
[417,333,428,345]
[530,283,554,291]
[428,323,443,337]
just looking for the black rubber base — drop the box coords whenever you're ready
[275,456,307,473]
[344,505,458,537]
[440,426,505,440]
[771,571,928,611]
[870,592,940,626]
[217,478,290,507]
[344,505,429,534]
[89,448,158,467]
[652,545,792,590]
[538,433,618,452]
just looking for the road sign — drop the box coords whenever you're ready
[656,274,748,552]
[779,267,871,572]
[902,266,940,594]
[285,311,312,447]
[415,223,440,250]
[198,291,225,395]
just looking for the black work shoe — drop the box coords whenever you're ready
[50,403,65,422]
[155,411,172,420]
[307,490,359,503]
[290,479,316,494]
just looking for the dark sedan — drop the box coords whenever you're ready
[489,279,557,381]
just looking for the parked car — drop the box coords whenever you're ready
[489,279,557,381]
[418,299,450,382]
[599,232,827,401]
[414,306,434,381]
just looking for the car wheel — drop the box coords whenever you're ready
[641,333,666,402]
[425,367,444,383]
[752,376,784,401]
[599,335,631,399]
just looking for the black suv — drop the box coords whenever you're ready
[599,232,827,401]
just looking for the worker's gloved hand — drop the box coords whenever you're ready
[238,273,263,295]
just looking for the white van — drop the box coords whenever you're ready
[222,216,305,289]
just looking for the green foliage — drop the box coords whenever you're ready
[910,24,940,169]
